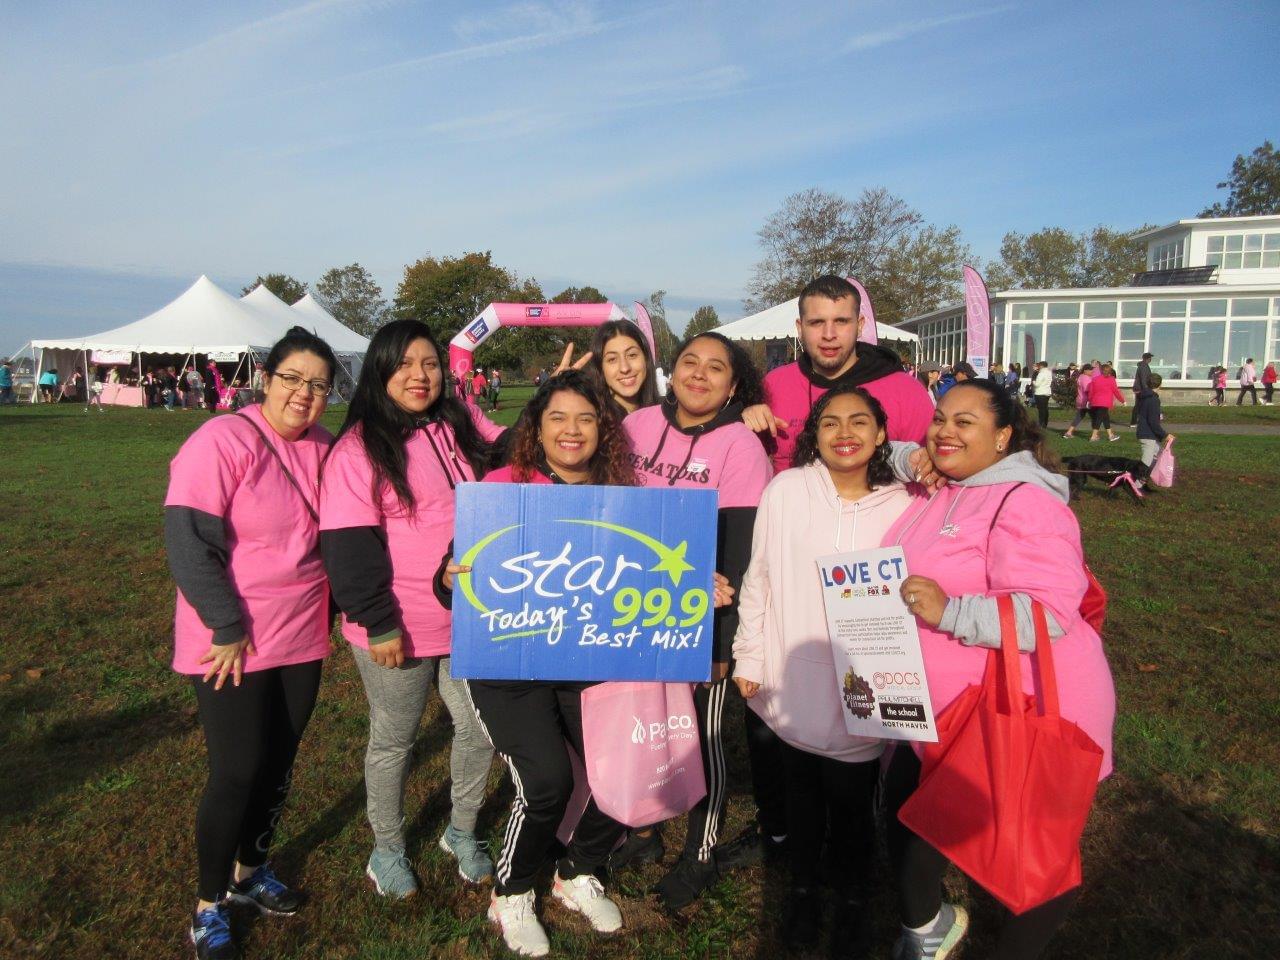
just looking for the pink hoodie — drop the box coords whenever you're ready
[884,480,1115,778]
[1087,373,1124,409]
[762,350,934,471]
[733,463,914,761]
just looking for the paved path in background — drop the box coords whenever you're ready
[1049,420,1280,436]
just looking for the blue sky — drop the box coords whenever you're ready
[2,0,1277,350]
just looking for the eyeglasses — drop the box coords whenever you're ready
[272,372,331,397]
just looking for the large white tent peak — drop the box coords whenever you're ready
[239,285,368,354]
[715,296,917,343]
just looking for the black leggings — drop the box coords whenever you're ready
[882,746,1079,960]
[780,739,878,890]
[1088,406,1111,431]
[191,660,323,902]
[467,680,626,896]
[744,706,789,838]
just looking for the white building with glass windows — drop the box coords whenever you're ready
[897,214,1280,401]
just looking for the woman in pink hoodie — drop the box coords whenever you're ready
[882,378,1115,960]
[732,384,913,951]
[1086,362,1125,442]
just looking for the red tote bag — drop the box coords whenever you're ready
[580,681,707,828]
[898,596,1104,914]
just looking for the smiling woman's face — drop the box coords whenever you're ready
[600,334,648,409]
[672,336,735,426]
[926,384,1012,480]
[386,338,442,414]
[539,389,599,481]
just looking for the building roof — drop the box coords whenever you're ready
[1133,214,1280,241]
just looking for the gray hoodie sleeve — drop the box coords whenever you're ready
[938,592,1063,652]
[887,441,922,483]
[164,505,244,645]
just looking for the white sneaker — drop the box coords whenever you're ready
[551,871,623,933]
[488,890,550,957]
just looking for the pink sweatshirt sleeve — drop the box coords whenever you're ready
[731,483,775,684]
[984,486,1086,630]
[469,404,506,443]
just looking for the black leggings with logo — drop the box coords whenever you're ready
[191,659,323,902]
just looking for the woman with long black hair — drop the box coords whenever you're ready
[319,319,500,899]
[623,331,773,909]
[586,318,661,415]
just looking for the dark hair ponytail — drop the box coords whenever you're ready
[950,379,1061,473]
[335,319,491,511]
[792,384,895,488]
[264,325,338,382]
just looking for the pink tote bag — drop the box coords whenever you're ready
[1149,438,1176,488]
[580,681,707,827]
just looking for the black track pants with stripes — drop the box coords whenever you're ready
[466,679,626,896]
[677,678,730,864]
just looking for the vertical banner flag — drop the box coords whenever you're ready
[848,277,878,345]
[451,483,718,682]
[963,265,991,379]
[816,546,938,742]
[631,301,658,362]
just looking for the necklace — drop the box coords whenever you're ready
[937,488,966,537]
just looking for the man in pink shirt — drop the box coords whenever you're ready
[756,276,934,472]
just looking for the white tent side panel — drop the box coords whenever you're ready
[716,296,918,343]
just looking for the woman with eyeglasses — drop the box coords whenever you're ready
[165,326,338,960]
[319,319,501,901]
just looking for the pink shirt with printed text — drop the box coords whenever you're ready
[166,405,333,674]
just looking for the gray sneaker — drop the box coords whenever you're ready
[439,824,494,883]
[366,848,418,899]
[892,903,969,960]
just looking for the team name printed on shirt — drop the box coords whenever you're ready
[627,451,712,485]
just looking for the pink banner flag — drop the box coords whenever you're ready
[963,265,991,379]
[847,277,878,345]
[631,302,658,361]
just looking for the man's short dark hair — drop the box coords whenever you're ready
[797,275,861,318]
[1142,352,1153,361]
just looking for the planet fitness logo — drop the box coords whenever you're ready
[842,668,875,719]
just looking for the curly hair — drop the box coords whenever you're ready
[508,370,637,486]
[668,331,765,409]
[946,379,1062,474]
[792,384,896,488]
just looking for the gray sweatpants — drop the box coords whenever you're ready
[1139,438,1160,467]
[351,646,493,852]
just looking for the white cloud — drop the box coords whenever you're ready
[844,6,1012,52]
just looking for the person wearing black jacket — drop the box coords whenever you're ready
[621,332,773,909]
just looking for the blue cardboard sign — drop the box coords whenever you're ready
[450,482,718,682]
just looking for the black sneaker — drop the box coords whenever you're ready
[714,824,787,871]
[783,886,824,952]
[608,828,665,871]
[227,864,305,915]
[190,903,238,960]
[653,855,718,910]
[827,888,873,960]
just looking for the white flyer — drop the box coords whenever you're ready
[815,545,938,743]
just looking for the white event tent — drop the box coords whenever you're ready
[716,296,918,346]
[22,275,367,403]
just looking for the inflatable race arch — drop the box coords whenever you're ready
[448,301,657,381]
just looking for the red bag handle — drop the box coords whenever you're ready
[993,595,1061,720]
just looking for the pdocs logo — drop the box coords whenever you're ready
[631,716,647,744]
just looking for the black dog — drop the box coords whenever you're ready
[1063,454,1150,501]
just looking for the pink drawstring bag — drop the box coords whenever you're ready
[555,745,592,846]
[1149,438,1176,488]
[580,681,707,827]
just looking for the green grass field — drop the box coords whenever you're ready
[1,400,1277,959]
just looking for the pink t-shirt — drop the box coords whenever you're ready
[884,482,1115,778]
[320,407,500,657]
[762,361,934,472]
[166,405,333,674]
[622,404,772,506]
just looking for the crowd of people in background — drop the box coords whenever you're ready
[166,277,1118,960]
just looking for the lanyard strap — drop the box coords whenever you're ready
[234,412,319,525]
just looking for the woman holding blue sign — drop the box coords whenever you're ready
[457,370,636,956]
[623,331,773,910]
[732,384,913,953]
[319,320,501,899]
